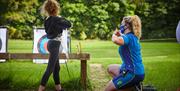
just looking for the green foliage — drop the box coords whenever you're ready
[0,0,179,40]
[0,0,40,39]
[136,0,180,39]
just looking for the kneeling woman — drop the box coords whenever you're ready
[105,15,145,91]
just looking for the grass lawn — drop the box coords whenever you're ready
[0,39,180,91]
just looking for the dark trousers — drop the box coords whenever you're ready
[40,40,61,86]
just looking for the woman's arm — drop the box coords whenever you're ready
[54,17,72,34]
[112,34,124,45]
[112,28,124,45]
[55,17,71,29]
[58,17,71,29]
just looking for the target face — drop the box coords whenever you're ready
[37,35,49,54]
[0,38,2,50]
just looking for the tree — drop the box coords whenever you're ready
[0,0,41,39]
[0,0,179,40]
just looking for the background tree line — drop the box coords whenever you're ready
[0,0,179,40]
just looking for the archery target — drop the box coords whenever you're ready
[33,28,49,63]
[0,27,7,62]
[37,35,49,54]
[176,21,180,43]
[33,28,70,64]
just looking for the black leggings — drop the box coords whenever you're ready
[40,40,61,86]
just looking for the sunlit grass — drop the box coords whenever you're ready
[0,39,179,91]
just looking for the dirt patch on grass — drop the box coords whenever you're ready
[89,64,109,91]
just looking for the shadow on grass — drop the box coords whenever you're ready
[0,75,13,89]
[43,77,93,91]
[0,77,39,91]
[56,77,92,91]
[0,76,93,91]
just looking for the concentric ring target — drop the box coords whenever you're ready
[0,38,2,51]
[37,35,49,54]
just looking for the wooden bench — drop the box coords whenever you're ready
[0,53,90,89]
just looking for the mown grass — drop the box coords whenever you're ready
[0,39,180,91]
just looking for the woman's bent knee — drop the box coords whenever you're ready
[107,64,120,77]
[107,64,117,73]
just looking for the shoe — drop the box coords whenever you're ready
[38,85,45,91]
[55,84,63,91]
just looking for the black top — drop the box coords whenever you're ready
[44,16,71,39]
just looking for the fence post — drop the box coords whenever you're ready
[81,60,87,90]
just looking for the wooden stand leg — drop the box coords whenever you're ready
[81,60,87,90]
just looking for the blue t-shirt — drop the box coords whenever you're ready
[119,32,144,75]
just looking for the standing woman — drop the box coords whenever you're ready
[38,0,71,91]
[105,15,145,91]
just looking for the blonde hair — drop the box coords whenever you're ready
[123,15,142,39]
[41,0,60,16]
